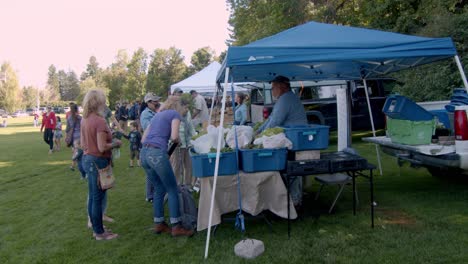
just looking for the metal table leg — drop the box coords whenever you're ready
[370,168,374,228]
[352,171,356,216]
[287,174,291,238]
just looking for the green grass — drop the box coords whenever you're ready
[2,117,468,263]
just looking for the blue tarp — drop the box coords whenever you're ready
[217,21,457,83]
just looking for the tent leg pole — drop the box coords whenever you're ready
[363,79,383,176]
[454,55,468,92]
[204,67,230,259]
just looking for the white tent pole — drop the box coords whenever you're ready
[363,79,383,176]
[454,55,468,91]
[204,67,230,259]
[208,84,218,126]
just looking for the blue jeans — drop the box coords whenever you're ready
[140,146,180,224]
[83,154,109,234]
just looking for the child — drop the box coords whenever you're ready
[53,116,63,151]
[123,121,142,167]
[33,112,39,127]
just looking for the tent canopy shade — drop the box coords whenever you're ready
[217,21,457,83]
[170,61,249,94]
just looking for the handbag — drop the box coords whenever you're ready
[95,161,115,190]
[65,117,77,147]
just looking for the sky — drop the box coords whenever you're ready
[0,0,231,88]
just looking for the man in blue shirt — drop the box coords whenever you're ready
[257,75,307,208]
[257,75,307,133]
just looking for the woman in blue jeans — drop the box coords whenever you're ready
[81,89,122,241]
[140,96,194,237]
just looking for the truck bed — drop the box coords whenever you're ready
[363,136,455,156]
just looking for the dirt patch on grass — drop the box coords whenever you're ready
[377,208,417,226]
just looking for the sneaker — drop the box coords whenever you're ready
[171,225,194,237]
[95,231,118,241]
[154,222,171,234]
[70,166,75,171]
[48,149,53,155]
[145,198,153,203]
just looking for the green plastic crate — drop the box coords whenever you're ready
[386,117,436,145]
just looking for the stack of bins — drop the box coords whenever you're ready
[282,124,331,175]
[383,95,435,145]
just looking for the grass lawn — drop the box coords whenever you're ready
[1,117,468,263]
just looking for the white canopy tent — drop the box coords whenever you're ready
[170,61,249,94]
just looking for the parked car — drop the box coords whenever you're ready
[11,110,28,118]
[0,109,9,118]
[247,78,396,131]
[26,108,35,116]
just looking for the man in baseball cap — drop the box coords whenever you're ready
[144,93,161,103]
[172,87,183,95]
[140,92,162,203]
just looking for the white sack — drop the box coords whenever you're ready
[191,134,214,154]
[253,133,293,149]
[226,125,254,149]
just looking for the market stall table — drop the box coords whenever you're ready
[197,170,297,231]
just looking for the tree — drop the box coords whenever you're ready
[21,86,38,108]
[80,56,102,84]
[103,49,129,107]
[146,47,187,97]
[186,47,215,76]
[47,65,60,101]
[0,62,20,112]
[226,0,310,45]
[126,48,148,100]
[58,70,80,101]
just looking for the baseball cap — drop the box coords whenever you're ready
[270,75,290,84]
[173,88,183,94]
[144,93,161,103]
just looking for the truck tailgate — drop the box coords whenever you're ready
[363,136,455,156]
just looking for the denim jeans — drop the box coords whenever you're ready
[43,128,54,150]
[140,146,180,224]
[83,154,109,234]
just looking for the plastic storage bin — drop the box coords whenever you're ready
[190,150,238,177]
[386,117,436,145]
[383,95,434,121]
[239,148,287,172]
[283,125,330,151]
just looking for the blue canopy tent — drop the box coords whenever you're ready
[216,21,459,82]
[204,21,467,258]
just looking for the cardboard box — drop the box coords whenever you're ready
[295,150,320,161]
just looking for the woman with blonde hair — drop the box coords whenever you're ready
[140,96,194,237]
[81,89,121,240]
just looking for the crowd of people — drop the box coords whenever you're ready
[36,77,305,241]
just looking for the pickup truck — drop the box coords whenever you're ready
[363,103,468,177]
[247,79,396,130]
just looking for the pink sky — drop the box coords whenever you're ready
[0,0,230,88]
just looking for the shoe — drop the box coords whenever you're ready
[95,231,118,241]
[102,215,115,223]
[154,222,171,234]
[48,150,53,154]
[145,198,153,203]
[171,225,194,237]
[70,166,75,171]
